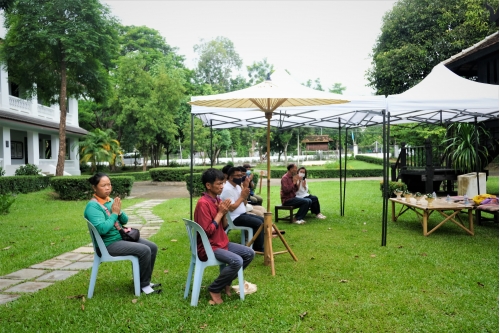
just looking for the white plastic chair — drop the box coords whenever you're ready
[183,218,245,306]
[86,219,141,298]
[225,213,254,249]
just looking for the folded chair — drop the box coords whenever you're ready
[183,218,245,306]
[86,219,140,298]
[225,213,254,248]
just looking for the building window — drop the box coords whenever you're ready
[11,141,23,159]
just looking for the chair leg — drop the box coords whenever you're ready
[131,258,141,296]
[237,267,245,300]
[191,265,205,306]
[87,258,101,299]
[240,230,246,246]
[184,260,195,299]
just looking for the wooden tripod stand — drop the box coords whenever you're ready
[247,212,298,275]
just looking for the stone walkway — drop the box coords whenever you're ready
[0,199,166,305]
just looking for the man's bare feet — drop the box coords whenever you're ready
[224,285,232,296]
[209,291,224,304]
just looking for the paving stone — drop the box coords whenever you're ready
[1,269,47,280]
[5,282,53,293]
[31,259,72,269]
[0,279,21,290]
[142,226,160,230]
[55,253,88,261]
[0,294,20,304]
[36,270,79,282]
[78,254,95,262]
[61,262,93,270]
[73,246,94,253]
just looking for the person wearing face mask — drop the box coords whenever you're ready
[295,167,326,219]
[280,163,312,224]
[220,167,265,252]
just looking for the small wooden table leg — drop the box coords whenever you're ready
[391,201,396,222]
[468,208,474,235]
[423,210,429,236]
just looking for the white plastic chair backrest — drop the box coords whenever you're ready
[183,218,217,263]
[86,219,111,259]
[225,213,235,230]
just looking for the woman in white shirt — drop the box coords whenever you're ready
[295,167,326,219]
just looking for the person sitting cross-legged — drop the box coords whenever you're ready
[295,166,326,219]
[280,163,312,225]
[194,168,255,304]
[221,167,265,252]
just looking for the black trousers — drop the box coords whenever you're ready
[304,195,320,215]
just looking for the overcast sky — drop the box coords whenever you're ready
[102,0,398,96]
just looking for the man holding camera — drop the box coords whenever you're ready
[280,163,312,225]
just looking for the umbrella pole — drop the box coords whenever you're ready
[253,111,297,275]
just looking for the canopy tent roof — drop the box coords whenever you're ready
[387,63,499,125]
[191,65,498,129]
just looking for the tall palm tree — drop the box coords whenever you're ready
[78,129,123,172]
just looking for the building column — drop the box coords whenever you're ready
[51,135,59,161]
[2,127,11,166]
[0,66,9,109]
[27,131,39,165]
[68,137,77,161]
[353,144,358,156]
[68,98,78,126]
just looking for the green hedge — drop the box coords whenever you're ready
[150,167,208,182]
[0,176,51,195]
[116,172,151,181]
[355,155,384,165]
[267,169,383,178]
[184,173,205,196]
[50,176,134,200]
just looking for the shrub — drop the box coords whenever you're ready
[0,167,5,177]
[184,173,204,196]
[50,176,134,200]
[379,181,408,197]
[149,167,208,182]
[0,176,51,194]
[15,164,41,176]
[355,155,384,165]
[0,193,15,214]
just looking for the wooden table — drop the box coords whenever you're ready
[389,198,474,236]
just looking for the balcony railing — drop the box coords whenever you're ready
[9,96,31,114]
[37,104,55,120]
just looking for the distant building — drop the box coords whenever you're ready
[302,135,333,151]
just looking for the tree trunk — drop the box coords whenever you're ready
[284,143,289,165]
[56,57,67,176]
[142,151,148,171]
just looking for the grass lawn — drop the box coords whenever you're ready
[252,160,383,171]
[0,178,497,332]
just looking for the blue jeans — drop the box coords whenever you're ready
[210,242,255,293]
[283,197,312,220]
[107,238,158,288]
[233,213,264,251]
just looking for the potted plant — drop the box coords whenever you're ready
[425,193,435,207]
[414,192,423,204]
[394,188,403,200]
[403,190,412,203]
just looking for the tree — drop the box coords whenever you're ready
[329,83,346,95]
[114,52,185,170]
[247,58,274,85]
[194,36,243,92]
[78,128,123,173]
[303,78,324,91]
[1,0,118,176]
[367,0,498,96]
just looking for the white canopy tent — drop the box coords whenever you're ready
[189,64,498,246]
[387,63,499,124]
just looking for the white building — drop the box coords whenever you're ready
[0,16,87,176]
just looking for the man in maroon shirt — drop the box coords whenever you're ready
[280,163,312,224]
[194,168,255,304]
